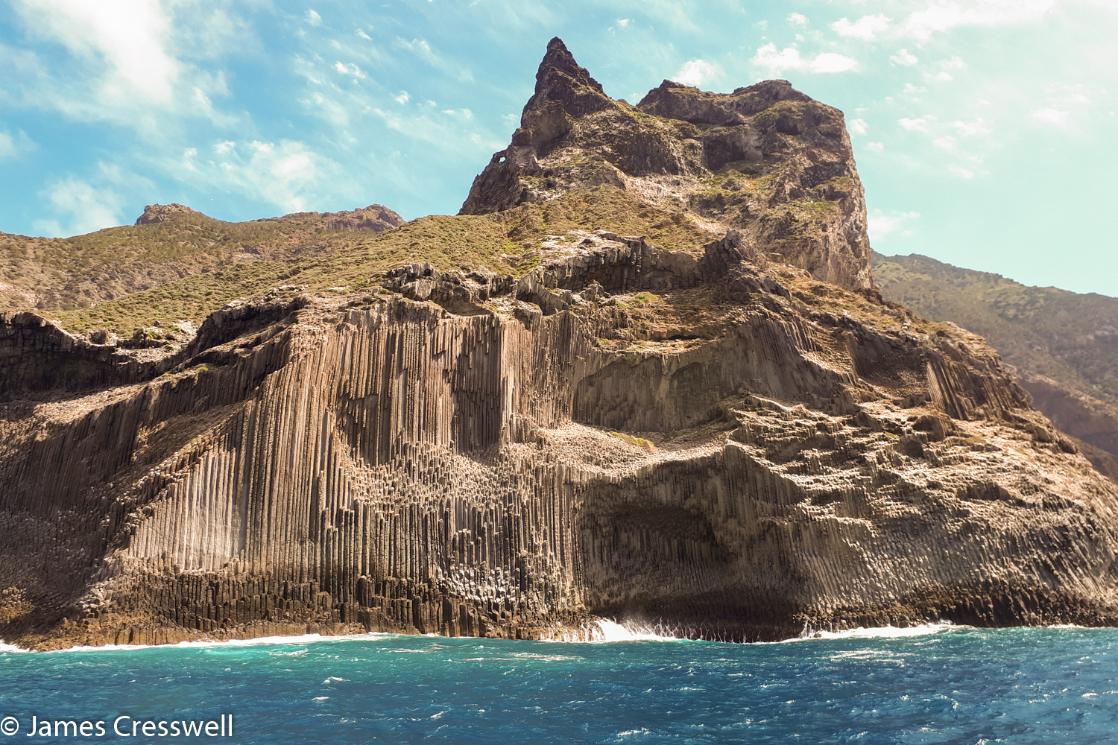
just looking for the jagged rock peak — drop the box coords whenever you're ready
[535,37,604,97]
[460,38,873,291]
[135,203,207,225]
[522,37,611,124]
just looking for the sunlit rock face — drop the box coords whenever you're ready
[462,38,873,291]
[2,39,1118,650]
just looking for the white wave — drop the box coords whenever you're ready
[588,619,681,643]
[789,621,958,642]
[4,631,400,655]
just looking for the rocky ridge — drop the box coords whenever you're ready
[1,202,402,319]
[462,38,872,291]
[1,39,1117,649]
[874,252,1118,481]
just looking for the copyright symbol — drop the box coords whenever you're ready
[0,716,18,736]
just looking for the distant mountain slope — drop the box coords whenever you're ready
[874,252,1118,480]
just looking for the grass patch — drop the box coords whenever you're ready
[608,431,657,452]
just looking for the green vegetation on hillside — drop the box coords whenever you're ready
[14,187,712,337]
[873,252,1118,407]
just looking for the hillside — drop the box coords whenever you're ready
[874,252,1118,479]
[2,39,1118,650]
[0,203,402,336]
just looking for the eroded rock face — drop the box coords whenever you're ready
[2,39,1117,650]
[135,203,205,225]
[461,38,873,291]
[2,232,1118,649]
[270,205,405,233]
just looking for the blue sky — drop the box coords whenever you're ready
[0,1,1115,296]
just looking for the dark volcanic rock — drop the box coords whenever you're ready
[462,39,872,291]
[2,39,1118,650]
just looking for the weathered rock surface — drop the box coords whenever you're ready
[462,38,872,291]
[874,251,1118,482]
[2,40,1118,650]
[135,203,207,225]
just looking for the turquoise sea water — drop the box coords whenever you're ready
[2,625,1117,744]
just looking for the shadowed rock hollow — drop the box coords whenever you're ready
[2,39,1118,650]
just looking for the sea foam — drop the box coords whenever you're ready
[788,621,958,642]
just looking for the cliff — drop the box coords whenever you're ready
[462,39,872,291]
[874,252,1118,482]
[2,40,1118,649]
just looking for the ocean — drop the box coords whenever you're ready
[2,624,1116,743]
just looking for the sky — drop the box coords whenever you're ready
[0,0,1115,296]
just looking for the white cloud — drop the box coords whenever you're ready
[1028,83,1091,129]
[869,209,920,243]
[0,129,34,159]
[394,37,437,65]
[12,0,179,106]
[926,56,966,82]
[1031,107,1071,128]
[333,61,365,80]
[890,48,918,66]
[394,36,472,82]
[867,141,885,152]
[616,18,631,29]
[1,0,241,137]
[33,176,125,236]
[894,114,989,179]
[305,9,322,27]
[849,118,868,136]
[182,139,334,213]
[898,116,932,133]
[788,12,808,26]
[752,43,858,75]
[394,90,410,105]
[673,59,718,87]
[951,118,991,137]
[899,0,1060,42]
[832,14,891,41]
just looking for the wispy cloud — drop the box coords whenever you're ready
[1029,83,1091,129]
[179,139,339,213]
[0,129,33,159]
[869,209,920,243]
[832,14,891,41]
[899,0,1061,42]
[895,113,991,179]
[673,59,718,87]
[752,43,858,75]
[0,0,244,136]
[32,175,125,236]
[890,48,918,66]
[394,37,473,82]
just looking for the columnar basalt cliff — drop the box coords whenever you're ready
[2,40,1118,650]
